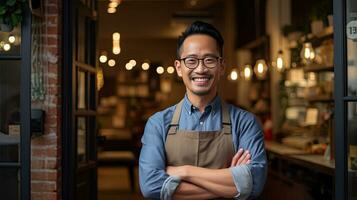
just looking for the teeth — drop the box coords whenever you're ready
[193,77,209,81]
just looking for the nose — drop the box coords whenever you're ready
[195,60,208,72]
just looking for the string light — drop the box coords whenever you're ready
[142,62,150,70]
[156,66,164,74]
[167,66,175,74]
[108,59,116,67]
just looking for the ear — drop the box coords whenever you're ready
[219,58,226,76]
[175,60,183,77]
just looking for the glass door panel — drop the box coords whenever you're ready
[347,1,357,199]
[0,28,22,200]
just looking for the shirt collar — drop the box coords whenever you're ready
[183,94,221,115]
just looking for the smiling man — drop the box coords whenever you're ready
[139,21,267,200]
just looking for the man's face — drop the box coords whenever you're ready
[175,34,225,97]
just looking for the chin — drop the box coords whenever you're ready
[192,90,211,96]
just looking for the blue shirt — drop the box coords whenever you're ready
[139,95,267,199]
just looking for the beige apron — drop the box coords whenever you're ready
[165,99,235,169]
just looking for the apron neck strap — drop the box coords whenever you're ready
[222,102,232,134]
[168,99,184,135]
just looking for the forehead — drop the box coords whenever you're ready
[180,34,219,56]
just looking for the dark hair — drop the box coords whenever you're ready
[177,21,224,58]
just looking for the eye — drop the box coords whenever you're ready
[185,58,197,64]
[204,57,216,63]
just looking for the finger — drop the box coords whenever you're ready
[242,153,251,164]
[231,148,243,167]
[236,150,249,165]
[246,159,251,164]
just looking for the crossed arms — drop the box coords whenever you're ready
[166,149,251,200]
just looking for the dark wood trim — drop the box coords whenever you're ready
[0,163,21,168]
[20,4,32,200]
[62,0,76,199]
[75,61,97,74]
[333,0,348,199]
[0,55,22,60]
[74,110,97,116]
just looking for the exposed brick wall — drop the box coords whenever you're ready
[30,0,62,200]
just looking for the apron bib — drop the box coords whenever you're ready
[165,99,235,168]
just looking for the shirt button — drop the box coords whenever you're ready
[200,121,203,125]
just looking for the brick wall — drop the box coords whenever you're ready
[31,0,62,199]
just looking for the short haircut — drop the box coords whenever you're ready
[177,21,224,58]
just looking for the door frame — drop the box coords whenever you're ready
[333,0,351,199]
[0,4,31,200]
[62,0,98,199]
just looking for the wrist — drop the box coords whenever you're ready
[182,165,194,181]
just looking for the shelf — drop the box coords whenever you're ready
[117,82,148,85]
[303,65,334,73]
[305,95,334,102]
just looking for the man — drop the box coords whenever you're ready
[139,21,267,199]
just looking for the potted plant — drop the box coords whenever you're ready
[0,0,26,32]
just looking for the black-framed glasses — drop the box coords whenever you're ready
[179,56,222,69]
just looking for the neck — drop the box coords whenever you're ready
[186,91,217,113]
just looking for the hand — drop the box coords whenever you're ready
[230,148,251,167]
[166,165,189,179]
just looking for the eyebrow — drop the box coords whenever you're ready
[183,53,220,58]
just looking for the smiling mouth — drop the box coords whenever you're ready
[191,77,211,81]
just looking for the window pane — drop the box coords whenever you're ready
[0,168,19,199]
[347,1,357,96]
[77,117,87,163]
[348,102,357,199]
[0,27,21,56]
[0,60,21,163]
[0,59,21,200]
[77,70,87,109]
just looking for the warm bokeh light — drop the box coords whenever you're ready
[254,59,268,79]
[126,63,133,70]
[230,69,238,81]
[129,59,137,67]
[243,65,252,80]
[3,43,11,51]
[99,55,108,63]
[107,7,116,14]
[8,35,15,43]
[108,59,116,67]
[156,66,164,74]
[167,66,175,74]
[142,62,150,70]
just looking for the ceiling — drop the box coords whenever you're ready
[97,0,222,77]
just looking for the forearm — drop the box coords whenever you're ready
[183,166,238,198]
[173,181,219,200]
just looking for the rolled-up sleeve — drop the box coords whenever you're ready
[232,111,268,199]
[139,112,180,199]
[230,165,252,199]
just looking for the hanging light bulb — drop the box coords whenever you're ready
[300,42,315,65]
[129,59,136,67]
[156,66,164,74]
[99,51,108,63]
[276,50,284,72]
[142,62,150,70]
[125,63,133,70]
[167,66,175,74]
[227,68,238,81]
[242,64,253,81]
[108,59,116,67]
[112,32,121,55]
[254,59,268,79]
[107,7,116,14]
